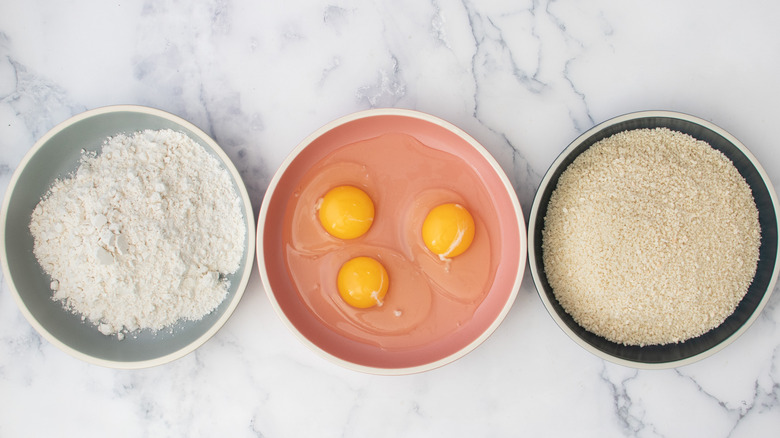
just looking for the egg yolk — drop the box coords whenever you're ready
[421,203,475,259]
[337,256,389,308]
[318,185,375,239]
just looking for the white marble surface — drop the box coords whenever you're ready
[1,0,779,436]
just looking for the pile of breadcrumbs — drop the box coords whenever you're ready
[542,127,760,346]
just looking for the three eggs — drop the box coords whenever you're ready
[317,184,475,309]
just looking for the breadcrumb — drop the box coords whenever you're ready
[542,128,760,346]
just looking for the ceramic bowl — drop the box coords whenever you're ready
[528,110,780,368]
[258,108,526,374]
[0,105,255,369]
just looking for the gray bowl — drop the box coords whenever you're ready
[528,110,780,368]
[0,105,255,368]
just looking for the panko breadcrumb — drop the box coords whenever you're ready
[542,127,760,346]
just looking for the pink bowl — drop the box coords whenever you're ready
[257,109,526,374]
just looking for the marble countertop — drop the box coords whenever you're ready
[2,1,779,436]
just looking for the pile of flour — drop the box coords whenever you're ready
[29,129,246,338]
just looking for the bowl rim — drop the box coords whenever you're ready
[527,110,780,369]
[257,108,527,375]
[0,104,256,369]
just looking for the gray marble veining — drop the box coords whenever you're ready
[1,0,779,437]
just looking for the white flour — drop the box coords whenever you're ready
[29,129,246,338]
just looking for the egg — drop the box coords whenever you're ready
[288,161,375,253]
[318,185,374,239]
[406,194,490,304]
[332,246,433,337]
[337,256,388,308]
[285,243,433,338]
[421,203,475,259]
